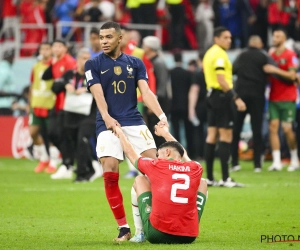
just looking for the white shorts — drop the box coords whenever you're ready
[96,125,157,160]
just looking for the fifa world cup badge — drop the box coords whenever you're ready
[145,204,152,213]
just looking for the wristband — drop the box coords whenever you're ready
[159,113,167,120]
[225,89,239,100]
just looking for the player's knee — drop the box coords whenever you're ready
[281,122,292,134]
[101,157,119,172]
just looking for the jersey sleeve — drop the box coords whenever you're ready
[136,58,148,82]
[134,157,153,174]
[288,52,299,71]
[214,53,226,74]
[85,59,101,91]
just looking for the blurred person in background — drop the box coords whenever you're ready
[54,0,79,38]
[89,27,102,58]
[20,0,47,57]
[203,27,246,187]
[0,50,17,115]
[138,0,157,38]
[195,0,214,54]
[29,42,56,173]
[42,39,77,173]
[120,27,157,179]
[230,35,272,173]
[263,28,299,171]
[51,48,101,182]
[142,36,171,147]
[12,86,30,117]
[82,0,104,23]
[188,53,207,161]
[170,51,194,157]
[166,0,185,49]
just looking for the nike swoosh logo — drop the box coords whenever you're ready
[101,69,110,74]
[112,204,120,209]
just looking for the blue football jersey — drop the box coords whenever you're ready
[85,52,148,136]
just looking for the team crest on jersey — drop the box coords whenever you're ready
[114,66,122,75]
[60,66,65,72]
[100,146,105,152]
[127,65,134,78]
[145,204,152,214]
[279,59,286,65]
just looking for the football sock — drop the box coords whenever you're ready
[290,149,299,166]
[197,192,207,220]
[272,150,281,166]
[205,143,215,180]
[49,146,60,168]
[37,144,49,162]
[131,186,143,235]
[103,172,127,227]
[219,141,230,181]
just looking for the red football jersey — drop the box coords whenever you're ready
[137,157,203,237]
[269,49,298,102]
[52,54,76,112]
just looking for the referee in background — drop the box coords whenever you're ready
[203,27,246,187]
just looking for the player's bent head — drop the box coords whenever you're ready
[100,21,121,35]
[158,141,184,159]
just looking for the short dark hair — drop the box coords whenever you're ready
[188,59,197,67]
[100,21,121,34]
[52,39,66,46]
[90,27,99,36]
[273,27,288,38]
[158,141,184,157]
[40,42,52,46]
[214,26,230,38]
[174,51,182,63]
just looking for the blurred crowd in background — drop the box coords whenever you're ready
[1,0,300,56]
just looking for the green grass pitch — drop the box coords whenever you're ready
[0,157,300,250]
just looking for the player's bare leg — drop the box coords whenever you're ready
[141,148,157,159]
[282,122,299,171]
[101,156,131,242]
[30,125,49,173]
[130,176,151,243]
[269,119,282,171]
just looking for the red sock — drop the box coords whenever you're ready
[103,172,127,227]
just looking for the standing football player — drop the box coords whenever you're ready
[84,21,168,242]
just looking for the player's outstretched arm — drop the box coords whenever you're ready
[138,79,169,127]
[114,127,141,166]
[154,124,191,162]
[89,84,120,131]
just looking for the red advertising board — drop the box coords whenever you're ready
[0,116,32,158]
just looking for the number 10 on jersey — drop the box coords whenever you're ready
[112,80,126,94]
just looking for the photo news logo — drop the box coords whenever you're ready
[261,235,300,243]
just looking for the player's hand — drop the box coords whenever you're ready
[114,126,123,138]
[75,87,86,95]
[154,124,169,137]
[103,115,121,132]
[235,98,246,112]
[159,117,169,128]
[263,64,278,74]
[65,84,75,93]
